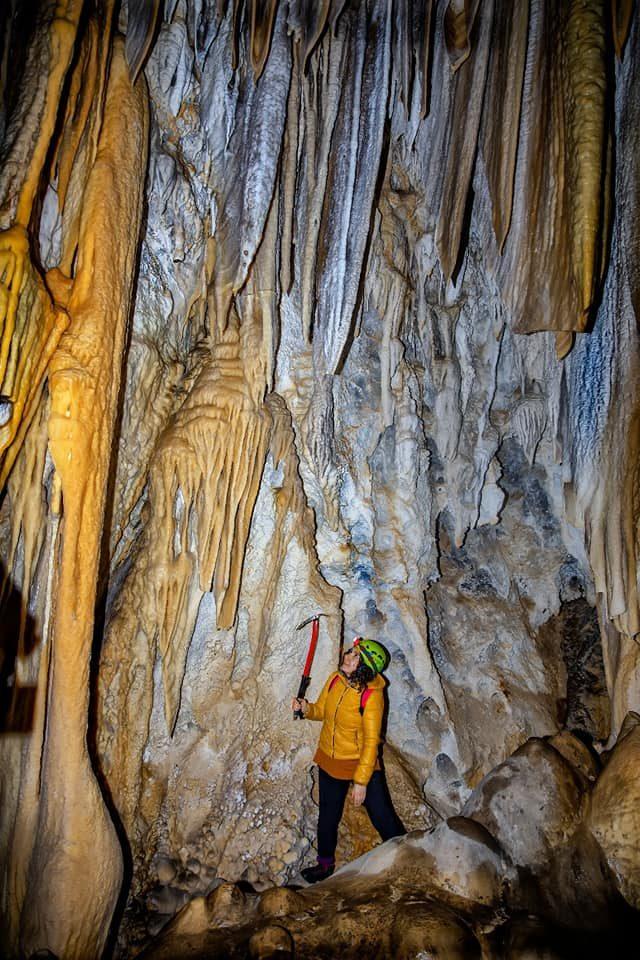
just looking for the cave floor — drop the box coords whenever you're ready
[136,866,640,960]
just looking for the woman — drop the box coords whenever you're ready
[292,636,405,883]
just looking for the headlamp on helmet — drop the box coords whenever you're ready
[353,636,389,674]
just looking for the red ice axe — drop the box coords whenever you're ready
[293,614,327,719]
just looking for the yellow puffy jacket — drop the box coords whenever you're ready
[305,671,385,785]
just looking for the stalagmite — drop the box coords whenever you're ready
[1,33,149,957]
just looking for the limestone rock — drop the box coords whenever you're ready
[587,723,640,909]
[206,882,249,926]
[145,885,188,916]
[248,924,294,959]
[547,731,600,784]
[160,895,209,936]
[2,3,640,959]
[390,901,481,960]
[403,817,510,908]
[463,737,616,928]
[257,887,306,918]
[495,916,573,960]
[462,739,584,876]
[153,856,177,885]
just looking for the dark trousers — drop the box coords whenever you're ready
[317,766,406,861]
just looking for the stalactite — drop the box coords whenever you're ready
[298,27,345,342]
[376,163,411,428]
[436,0,494,282]
[0,1,82,229]
[510,396,547,466]
[249,0,279,79]
[611,0,635,57]
[0,0,116,485]
[54,16,101,212]
[315,0,391,373]
[494,0,610,335]
[0,241,68,484]
[555,330,575,360]
[146,318,272,732]
[393,0,413,117]
[201,2,291,332]
[495,1,572,333]
[125,0,162,82]
[562,0,608,323]
[240,176,280,391]
[417,0,435,118]
[0,0,85,477]
[278,43,301,296]
[292,0,332,68]
[480,0,529,252]
[444,0,482,70]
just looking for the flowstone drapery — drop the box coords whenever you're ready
[1,2,639,957]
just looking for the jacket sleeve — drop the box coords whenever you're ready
[353,689,384,786]
[304,673,335,721]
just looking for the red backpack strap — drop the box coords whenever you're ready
[329,674,340,692]
[359,687,373,714]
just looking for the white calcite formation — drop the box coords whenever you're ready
[0,2,639,958]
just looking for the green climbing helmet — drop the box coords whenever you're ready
[353,636,389,674]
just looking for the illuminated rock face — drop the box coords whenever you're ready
[0,1,639,956]
[133,727,638,959]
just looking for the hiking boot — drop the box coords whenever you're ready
[301,861,334,884]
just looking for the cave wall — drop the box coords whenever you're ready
[0,1,639,957]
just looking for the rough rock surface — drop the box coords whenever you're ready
[0,1,639,958]
[137,734,639,959]
[587,719,640,911]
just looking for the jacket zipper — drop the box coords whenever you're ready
[331,687,348,757]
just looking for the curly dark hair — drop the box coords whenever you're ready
[343,660,376,692]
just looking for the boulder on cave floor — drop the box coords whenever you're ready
[137,734,640,959]
[461,735,621,929]
[587,717,640,911]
